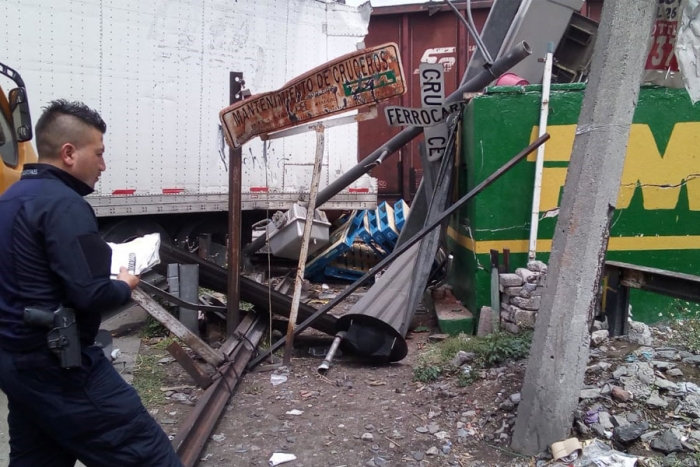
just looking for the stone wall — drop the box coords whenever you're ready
[497,261,547,334]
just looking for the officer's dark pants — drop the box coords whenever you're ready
[0,345,183,467]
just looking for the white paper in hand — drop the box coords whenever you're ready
[108,233,161,277]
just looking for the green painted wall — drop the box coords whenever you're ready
[448,84,700,324]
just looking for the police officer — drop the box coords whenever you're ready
[0,100,183,466]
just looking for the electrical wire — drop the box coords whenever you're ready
[445,0,493,64]
[466,0,492,63]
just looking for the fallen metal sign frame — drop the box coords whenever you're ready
[249,133,551,368]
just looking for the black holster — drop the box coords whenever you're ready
[24,305,81,369]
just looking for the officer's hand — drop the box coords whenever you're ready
[117,266,140,290]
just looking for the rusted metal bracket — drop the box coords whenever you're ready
[166,341,213,389]
[173,313,266,467]
[603,261,700,336]
[132,288,225,368]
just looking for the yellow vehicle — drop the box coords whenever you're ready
[0,62,36,194]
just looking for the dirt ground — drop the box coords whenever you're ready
[128,280,700,467]
[140,330,529,467]
[130,277,532,467]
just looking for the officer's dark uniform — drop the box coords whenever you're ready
[0,164,183,467]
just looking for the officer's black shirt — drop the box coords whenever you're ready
[0,163,131,351]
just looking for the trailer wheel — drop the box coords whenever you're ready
[100,218,171,244]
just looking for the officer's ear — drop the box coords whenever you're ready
[59,142,78,167]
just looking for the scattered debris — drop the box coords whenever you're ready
[550,437,582,463]
[269,452,297,466]
[574,439,638,467]
[210,433,226,443]
[270,372,288,387]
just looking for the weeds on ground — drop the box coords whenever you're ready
[413,364,441,383]
[413,331,533,385]
[152,336,178,350]
[666,302,700,354]
[252,329,285,363]
[132,353,167,406]
[661,452,700,467]
[671,318,700,354]
[141,315,168,338]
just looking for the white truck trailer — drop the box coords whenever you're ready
[1,0,376,242]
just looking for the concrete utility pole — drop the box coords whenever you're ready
[511,0,655,455]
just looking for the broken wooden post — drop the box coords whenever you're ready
[511,0,656,455]
[283,125,325,366]
[132,288,225,368]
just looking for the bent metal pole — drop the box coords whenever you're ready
[249,132,550,368]
[242,41,533,256]
[317,331,346,374]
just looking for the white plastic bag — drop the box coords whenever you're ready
[108,233,161,277]
[574,440,638,467]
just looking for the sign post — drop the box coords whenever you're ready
[419,63,448,162]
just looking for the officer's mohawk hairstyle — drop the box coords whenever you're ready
[35,100,106,160]
[37,100,106,134]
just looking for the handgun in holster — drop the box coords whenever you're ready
[23,305,81,369]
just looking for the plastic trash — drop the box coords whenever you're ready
[573,439,638,467]
[270,373,287,386]
[584,410,600,425]
[285,409,303,416]
[269,452,297,466]
[551,437,582,463]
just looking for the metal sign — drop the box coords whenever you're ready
[383,104,459,127]
[219,42,407,149]
[382,63,457,161]
[419,63,448,162]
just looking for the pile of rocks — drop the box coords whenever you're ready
[498,261,547,334]
[575,332,700,461]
